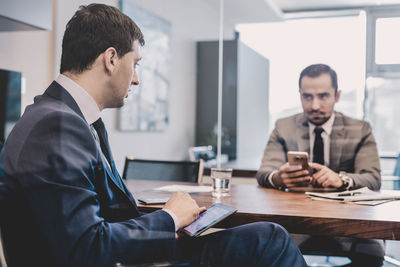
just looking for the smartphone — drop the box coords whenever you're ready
[181,203,237,237]
[287,151,309,170]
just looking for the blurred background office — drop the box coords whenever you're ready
[1,0,400,175]
[2,1,400,266]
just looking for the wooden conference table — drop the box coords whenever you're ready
[126,180,400,240]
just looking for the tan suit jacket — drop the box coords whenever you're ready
[256,112,381,190]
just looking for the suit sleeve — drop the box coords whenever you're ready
[347,122,381,190]
[256,121,288,188]
[14,112,176,267]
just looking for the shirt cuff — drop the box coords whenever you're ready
[162,209,179,232]
[268,170,278,188]
[348,177,354,190]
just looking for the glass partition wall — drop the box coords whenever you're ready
[114,1,400,175]
[236,6,400,173]
[237,13,366,130]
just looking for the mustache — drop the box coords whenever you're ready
[308,110,325,115]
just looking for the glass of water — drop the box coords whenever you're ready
[211,168,232,197]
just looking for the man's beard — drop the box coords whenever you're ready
[306,111,329,125]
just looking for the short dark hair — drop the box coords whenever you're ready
[298,64,338,93]
[60,4,145,74]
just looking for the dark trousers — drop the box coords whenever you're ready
[296,235,384,267]
[175,222,307,267]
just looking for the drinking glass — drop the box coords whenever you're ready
[211,168,232,197]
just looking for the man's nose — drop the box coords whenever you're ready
[131,71,139,86]
[311,99,321,110]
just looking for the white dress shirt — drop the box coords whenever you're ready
[56,74,100,124]
[55,74,179,231]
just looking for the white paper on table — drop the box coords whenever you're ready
[306,187,400,202]
[309,196,393,206]
[154,185,213,193]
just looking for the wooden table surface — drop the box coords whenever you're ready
[126,180,400,240]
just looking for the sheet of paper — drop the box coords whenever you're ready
[306,187,400,202]
[154,184,213,193]
[347,199,394,206]
[309,197,394,206]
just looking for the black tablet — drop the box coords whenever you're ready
[181,203,237,237]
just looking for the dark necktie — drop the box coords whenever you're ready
[92,118,126,191]
[313,127,324,165]
[92,118,112,165]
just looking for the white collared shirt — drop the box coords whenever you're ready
[55,74,100,125]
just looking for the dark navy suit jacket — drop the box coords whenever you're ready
[0,82,176,267]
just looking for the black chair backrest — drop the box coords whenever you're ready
[122,158,202,183]
[0,227,6,267]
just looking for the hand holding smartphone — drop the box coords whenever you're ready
[276,151,311,188]
[287,151,309,170]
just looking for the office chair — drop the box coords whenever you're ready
[122,157,203,184]
[301,247,351,267]
[0,227,7,267]
[382,154,400,266]
[188,146,215,161]
[393,154,400,177]
[379,153,400,190]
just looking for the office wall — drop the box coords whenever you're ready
[54,0,236,171]
[236,41,269,164]
[0,0,235,172]
[0,29,54,111]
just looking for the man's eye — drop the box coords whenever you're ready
[319,94,329,99]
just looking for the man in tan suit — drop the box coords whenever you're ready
[256,64,384,266]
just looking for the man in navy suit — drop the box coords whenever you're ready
[0,4,306,267]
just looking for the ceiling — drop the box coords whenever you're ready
[203,0,400,25]
[274,0,400,12]
[202,0,283,23]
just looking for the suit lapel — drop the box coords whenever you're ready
[111,161,136,202]
[46,81,133,201]
[93,128,130,195]
[297,115,310,154]
[104,158,130,196]
[45,81,85,119]
[330,112,345,170]
[94,122,128,195]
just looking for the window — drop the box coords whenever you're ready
[236,7,400,162]
[375,17,400,65]
[366,6,400,74]
[365,6,400,156]
[237,14,366,131]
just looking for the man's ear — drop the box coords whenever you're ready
[103,47,118,74]
[335,90,341,102]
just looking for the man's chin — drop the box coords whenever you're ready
[108,100,125,109]
[117,101,125,108]
[307,116,327,125]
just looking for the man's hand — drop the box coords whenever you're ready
[272,163,311,188]
[163,191,206,229]
[309,162,343,188]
